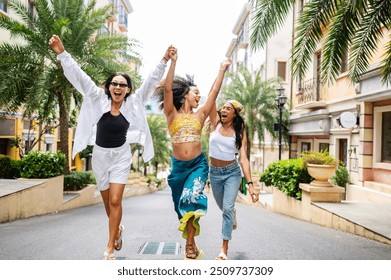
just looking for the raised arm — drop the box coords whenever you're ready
[198,58,231,123]
[136,45,171,103]
[48,35,100,99]
[163,46,178,117]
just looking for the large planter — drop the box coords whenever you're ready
[307,164,336,187]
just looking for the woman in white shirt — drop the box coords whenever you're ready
[49,35,170,260]
[209,99,259,260]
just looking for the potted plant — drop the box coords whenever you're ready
[301,150,338,187]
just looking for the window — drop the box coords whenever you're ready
[0,0,8,13]
[319,143,329,152]
[374,106,391,169]
[277,61,287,81]
[340,49,348,73]
[298,0,304,12]
[381,112,391,162]
[301,142,311,153]
[0,138,8,155]
[315,52,322,100]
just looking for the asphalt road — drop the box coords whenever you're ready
[0,186,391,260]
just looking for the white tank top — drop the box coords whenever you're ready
[209,123,238,161]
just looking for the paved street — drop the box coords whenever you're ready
[0,186,391,260]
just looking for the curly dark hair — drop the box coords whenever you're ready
[102,72,133,100]
[153,74,196,110]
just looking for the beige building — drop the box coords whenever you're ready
[225,1,292,173]
[226,0,391,203]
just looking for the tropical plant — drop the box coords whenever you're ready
[147,115,171,176]
[250,0,391,84]
[0,0,140,173]
[300,150,338,166]
[220,65,289,153]
[331,163,349,187]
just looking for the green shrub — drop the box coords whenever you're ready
[64,171,96,191]
[260,158,311,200]
[20,151,65,178]
[331,164,349,187]
[0,155,20,179]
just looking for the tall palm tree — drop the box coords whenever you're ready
[250,0,391,84]
[147,115,171,176]
[220,65,289,154]
[0,0,139,173]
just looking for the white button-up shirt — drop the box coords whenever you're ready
[57,51,166,162]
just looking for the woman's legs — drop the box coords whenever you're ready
[101,183,125,256]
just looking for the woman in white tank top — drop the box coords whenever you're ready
[208,99,259,260]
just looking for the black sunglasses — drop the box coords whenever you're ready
[110,82,128,88]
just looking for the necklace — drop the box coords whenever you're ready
[180,108,192,115]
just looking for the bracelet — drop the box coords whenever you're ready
[247,181,253,185]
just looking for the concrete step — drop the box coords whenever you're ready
[364,181,391,195]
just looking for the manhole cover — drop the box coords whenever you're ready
[138,242,180,255]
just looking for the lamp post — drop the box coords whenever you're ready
[275,85,287,160]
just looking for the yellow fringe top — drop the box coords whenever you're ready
[169,114,202,143]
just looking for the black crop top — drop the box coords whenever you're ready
[96,112,130,148]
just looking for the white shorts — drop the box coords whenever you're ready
[91,142,132,191]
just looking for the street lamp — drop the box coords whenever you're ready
[275,85,287,160]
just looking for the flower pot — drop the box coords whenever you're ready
[307,164,336,187]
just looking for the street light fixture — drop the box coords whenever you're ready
[275,85,287,160]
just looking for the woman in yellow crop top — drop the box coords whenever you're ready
[154,46,231,260]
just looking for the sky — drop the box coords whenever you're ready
[128,0,248,96]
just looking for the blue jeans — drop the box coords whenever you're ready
[209,161,242,240]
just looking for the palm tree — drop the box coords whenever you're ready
[250,0,391,84]
[219,65,289,154]
[0,0,140,173]
[147,115,171,176]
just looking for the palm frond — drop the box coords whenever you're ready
[250,0,294,50]
[292,0,338,82]
[349,0,390,82]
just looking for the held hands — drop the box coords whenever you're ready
[168,45,177,62]
[220,58,232,71]
[48,35,65,55]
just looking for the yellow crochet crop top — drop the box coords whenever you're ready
[168,114,202,143]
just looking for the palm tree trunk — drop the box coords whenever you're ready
[57,93,70,175]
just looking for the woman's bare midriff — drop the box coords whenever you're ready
[210,157,235,167]
[172,142,202,161]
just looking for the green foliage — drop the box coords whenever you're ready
[63,171,96,191]
[260,158,311,200]
[154,178,163,187]
[19,151,66,178]
[301,150,338,166]
[0,0,140,174]
[147,115,171,175]
[331,164,349,187]
[0,155,20,179]
[220,65,289,152]
[251,0,391,83]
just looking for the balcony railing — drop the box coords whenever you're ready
[296,78,326,109]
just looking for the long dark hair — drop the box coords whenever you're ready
[103,72,133,100]
[153,74,196,110]
[218,107,245,150]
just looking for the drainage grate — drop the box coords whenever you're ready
[138,242,180,255]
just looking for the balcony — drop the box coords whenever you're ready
[296,78,326,109]
[118,14,128,32]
